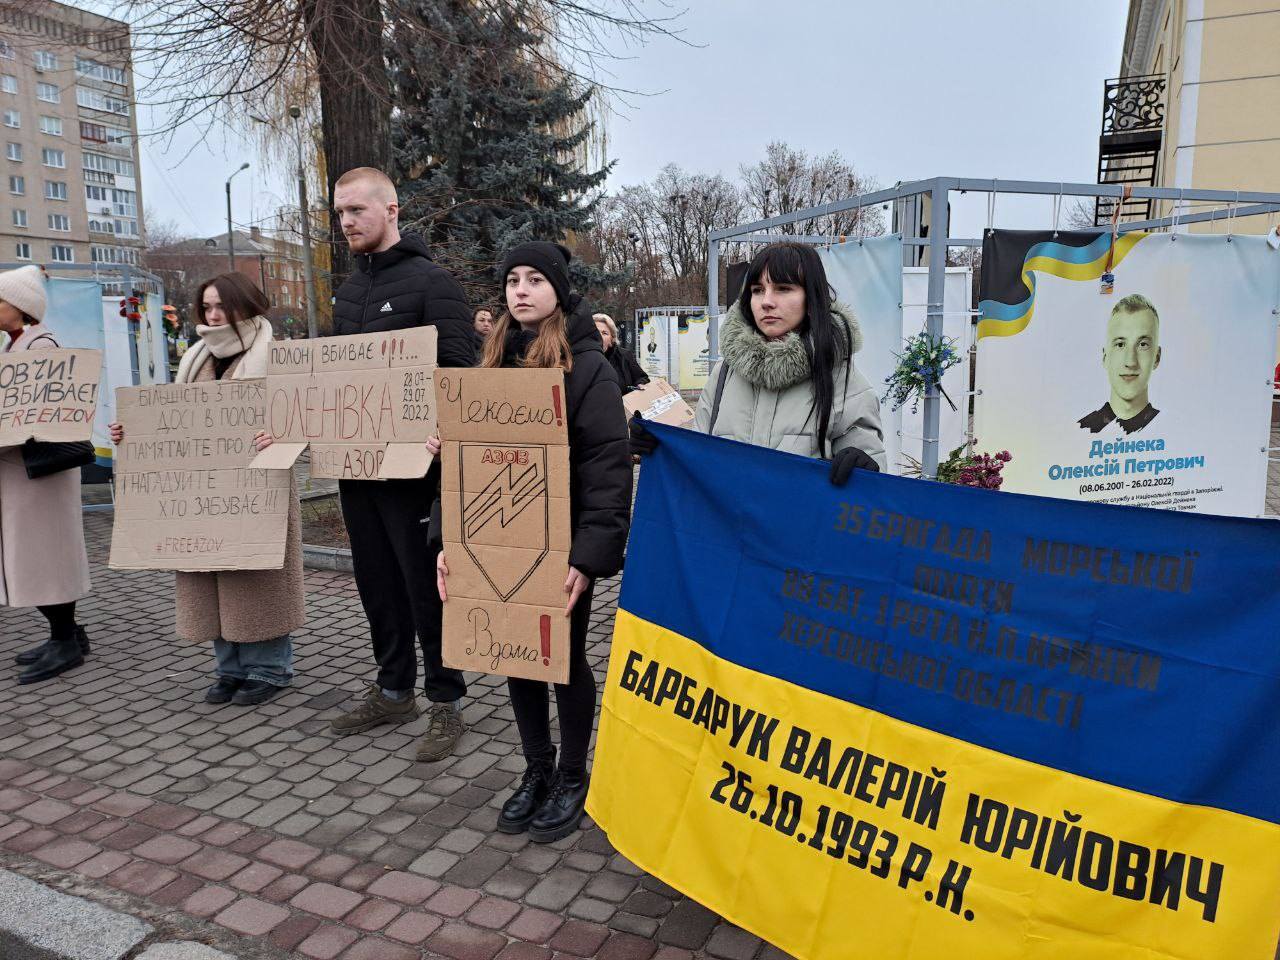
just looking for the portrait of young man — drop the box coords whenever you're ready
[1078,293,1162,435]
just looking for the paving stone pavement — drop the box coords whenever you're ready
[0,510,785,960]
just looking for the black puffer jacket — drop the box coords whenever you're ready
[499,297,632,579]
[331,233,475,368]
[605,345,649,393]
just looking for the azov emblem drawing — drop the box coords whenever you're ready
[459,443,550,601]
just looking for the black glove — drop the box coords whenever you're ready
[629,412,660,457]
[829,446,880,486]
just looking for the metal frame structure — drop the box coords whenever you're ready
[708,176,1280,478]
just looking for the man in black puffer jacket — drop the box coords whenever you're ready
[325,167,476,763]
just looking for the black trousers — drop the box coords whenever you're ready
[339,476,466,703]
[507,581,597,774]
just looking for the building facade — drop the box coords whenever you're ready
[0,1,145,273]
[145,227,313,337]
[1102,0,1280,230]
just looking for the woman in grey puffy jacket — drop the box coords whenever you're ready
[632,241,885,481]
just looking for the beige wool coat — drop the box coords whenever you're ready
[173,317,306,643]
[0,324,93,608]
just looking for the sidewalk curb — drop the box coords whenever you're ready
[301,543,354,572]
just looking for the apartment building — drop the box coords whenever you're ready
[0,0,145,273]
[1097,0,1280,229]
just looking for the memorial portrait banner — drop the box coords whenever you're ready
[435,367,571,683]
[589,424,1280,960]
[250,328,437,480]
[109,379,290,571]
[976,230,1280,516]
[0,347,101,446]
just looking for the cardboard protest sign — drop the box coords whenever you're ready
[249,328,437,480]
[624,377,694,427]
[435,367,571,683]
[0,348,101,446]
[108,379,290,571]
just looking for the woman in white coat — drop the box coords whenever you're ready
[0,265,93,685]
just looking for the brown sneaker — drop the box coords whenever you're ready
[415,701,466,761]
[330,684,420,735]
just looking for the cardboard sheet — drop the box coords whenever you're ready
[623,377,695,427]
[435,367,571,683]
[249,328,437,479]
[0,347,101,445]
[108,379,290,571]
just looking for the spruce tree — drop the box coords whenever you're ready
[389,1,618,303]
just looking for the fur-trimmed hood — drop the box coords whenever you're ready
[719,300,863,390]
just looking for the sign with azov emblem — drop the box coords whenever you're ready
[436,368,571,683]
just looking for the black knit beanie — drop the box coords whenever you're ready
[500,241,573,310]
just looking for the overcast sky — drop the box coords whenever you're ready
[135,0,1128,243]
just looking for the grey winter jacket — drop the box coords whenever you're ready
[692,301,887,469]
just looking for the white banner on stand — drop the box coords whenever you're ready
[976,230,1280,516]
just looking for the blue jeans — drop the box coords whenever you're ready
[213,635,293,686]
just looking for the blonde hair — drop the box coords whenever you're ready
[592,312,617,342]
[482,307,574,373]
[334,167,397,204]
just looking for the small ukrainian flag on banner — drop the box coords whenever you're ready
[588,424,1280,960]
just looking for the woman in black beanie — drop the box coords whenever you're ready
[437,241,632,841]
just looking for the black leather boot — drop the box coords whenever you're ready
[14,625,89,666]
[497,752,556,834]
[528,768,590,843]
[17,626,84,685]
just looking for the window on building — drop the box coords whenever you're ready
[5,142,20,162]
[75,87,129,117]
[44,180,67,200]
[90,245,137,265]
[34,52,59,71]
[82,152,134,178]
[11,209,26,227]
[2,109,18,128]
[0,41,14,61]
[111,188,136,217]
[15,242,30,260]
[113,217,138,237]
[39,116,62,136]
[50,244,74,263]
[36,83,59,104]
[1,75,16,95]
[75,57,126,86]
[48,213,70,231]
[41,148,65,168]
[8,174,23,195]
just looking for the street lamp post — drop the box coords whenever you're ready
[225,162,250,272]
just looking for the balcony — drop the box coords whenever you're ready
[1095,74,1166,225]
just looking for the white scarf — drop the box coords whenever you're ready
[197,319,258,359]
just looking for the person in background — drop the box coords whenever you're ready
[595,312,648,393]
[435,242,631,841]
[473,306,495,354]
[629,241,885,480]
[0,265,93,685]
[110,273,305,705]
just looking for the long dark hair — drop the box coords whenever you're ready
[737,242,851,454]
[195,272,269,349]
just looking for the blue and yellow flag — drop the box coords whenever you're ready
[588,424,1280,960]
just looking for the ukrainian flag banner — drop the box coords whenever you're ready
[587,424,1280,960]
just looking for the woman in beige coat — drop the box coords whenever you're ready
[111,273,305,706]
[1,265,93,685]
